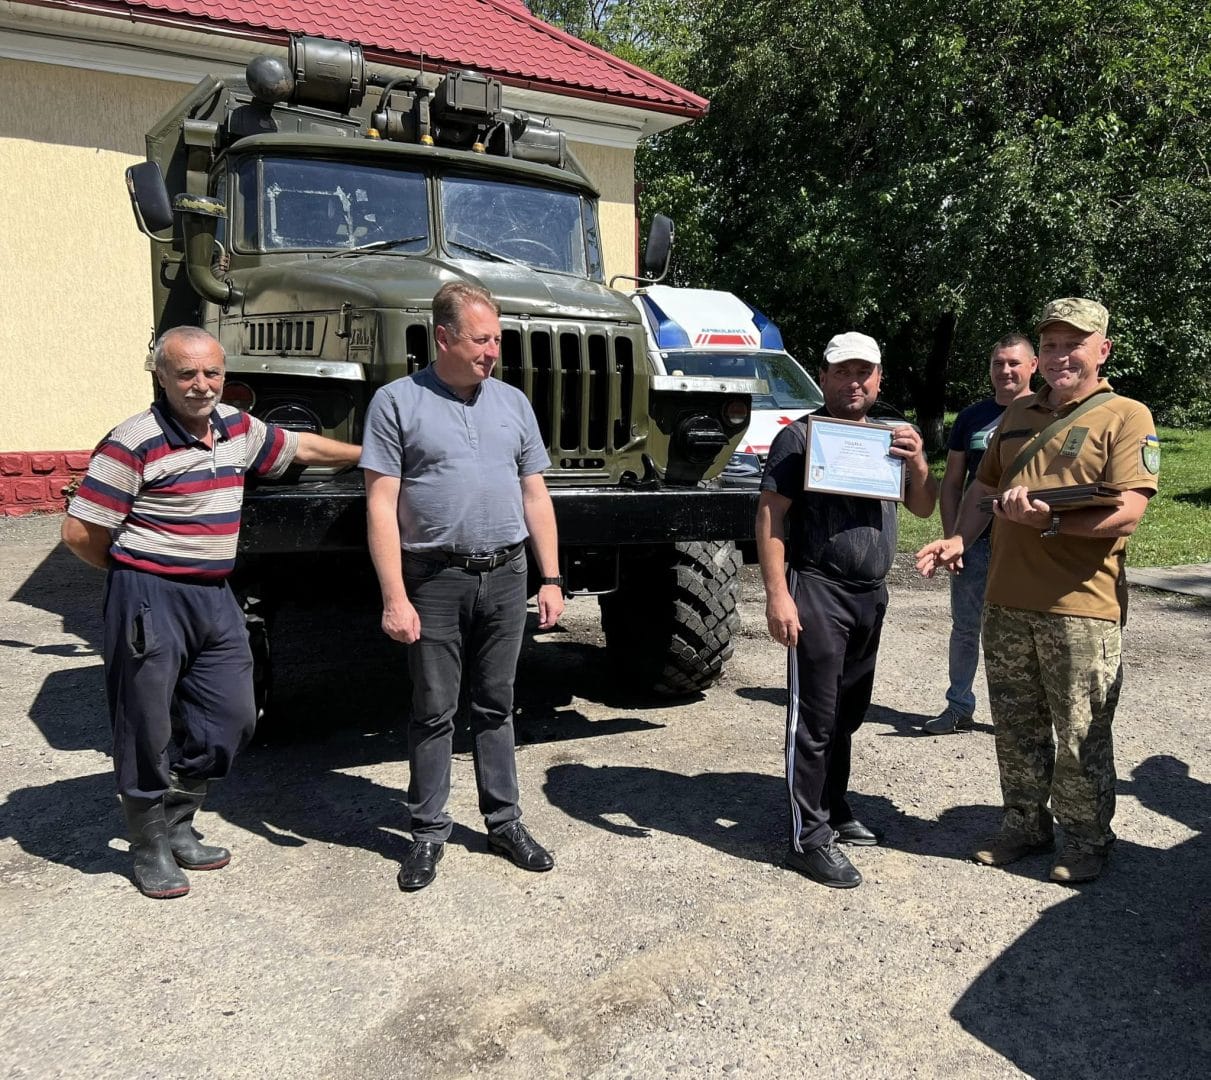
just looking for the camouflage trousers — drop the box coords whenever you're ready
[982,604,1123,853]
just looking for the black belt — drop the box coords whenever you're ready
[413,542,524,571]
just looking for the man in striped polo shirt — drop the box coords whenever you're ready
[62,326,361,898]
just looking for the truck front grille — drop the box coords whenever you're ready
[243,318,323,355]
[498,324,638,460]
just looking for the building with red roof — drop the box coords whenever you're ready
[0,0,708,511]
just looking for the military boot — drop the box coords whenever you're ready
[164,774,231,871]
[971,831,1055,867]
[1049,843,1109,885]
[121,796,190,899]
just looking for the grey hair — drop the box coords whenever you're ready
[152,326,225,370]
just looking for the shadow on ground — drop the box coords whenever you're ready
[954,754,1211,1078]
[3,549,672,878]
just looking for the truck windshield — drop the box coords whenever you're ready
[440,175,601,280]
[236,156,429,252]
[664,352,824,411]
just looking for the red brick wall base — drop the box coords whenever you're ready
[1,451,92,516]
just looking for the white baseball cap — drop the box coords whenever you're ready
[823,331,881,365]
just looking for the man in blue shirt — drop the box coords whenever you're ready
[361,281,564,891]
[923,333,1037,734]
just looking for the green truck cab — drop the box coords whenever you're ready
[126,34,760,698]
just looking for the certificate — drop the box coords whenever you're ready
[804,415,905,501]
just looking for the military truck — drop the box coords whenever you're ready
[125,34,760,699]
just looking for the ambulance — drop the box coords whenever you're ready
[632,286,824,486]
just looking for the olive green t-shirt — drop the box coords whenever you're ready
[976,381,1158,621]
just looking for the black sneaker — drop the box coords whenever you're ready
[786,838,862,888]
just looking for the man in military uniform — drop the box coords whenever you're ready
[917,298,1159,884]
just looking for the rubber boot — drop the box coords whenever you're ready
[121,796,190,899]
[164,774,231,871]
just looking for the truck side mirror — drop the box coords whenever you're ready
[607,212,675,290]
[125,162,174,236]
[642,214,674,280]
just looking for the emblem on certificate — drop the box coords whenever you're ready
[804,415,905,501]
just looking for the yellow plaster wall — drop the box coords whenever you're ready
[570,141,637,282]
[0,59,177,451]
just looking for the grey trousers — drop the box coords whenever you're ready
[402,548,528,841]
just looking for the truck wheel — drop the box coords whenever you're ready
[600,541,742,696]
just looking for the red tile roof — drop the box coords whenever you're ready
[44,0,708,117]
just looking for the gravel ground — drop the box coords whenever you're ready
[1,513,1208,1079]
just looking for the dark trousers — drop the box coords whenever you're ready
[784,568,887,851]
[403,548,528,842]
[103,567,256,800]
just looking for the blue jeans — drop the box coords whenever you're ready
[402,548,529,842]
[946,535,991,718]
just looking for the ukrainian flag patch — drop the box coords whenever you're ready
[1142,434,1160,474]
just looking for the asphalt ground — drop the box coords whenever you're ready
[1,513,1208,1079]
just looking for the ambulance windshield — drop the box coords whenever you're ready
[666,352,823,410]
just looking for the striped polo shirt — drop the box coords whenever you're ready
[68,400,299,580]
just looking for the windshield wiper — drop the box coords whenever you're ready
[322,234,426,258]
[446,240,525,267]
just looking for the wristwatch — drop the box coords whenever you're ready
[1040,513,1061,538]
[539,575,565,587]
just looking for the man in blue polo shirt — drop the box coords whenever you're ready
[63,326,361,898]
[362,281,564,892]
[924,333,1037,734]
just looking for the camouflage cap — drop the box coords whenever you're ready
[1035,297,1110,336]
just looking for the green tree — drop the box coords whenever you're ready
[527,0,698,76]
[631,0,1211,442]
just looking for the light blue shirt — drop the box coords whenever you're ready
[359,366,550,552]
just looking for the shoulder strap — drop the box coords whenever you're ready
[1003,390,1116,485]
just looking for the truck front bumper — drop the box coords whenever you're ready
[238,476,760,554]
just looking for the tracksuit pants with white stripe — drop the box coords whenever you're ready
[785,567,887,853]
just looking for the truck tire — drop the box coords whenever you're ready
[600,540,742,696]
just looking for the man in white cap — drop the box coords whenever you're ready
[917,298,1159,884]
[757,331,936,888]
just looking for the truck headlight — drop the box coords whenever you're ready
[261,402,322,434]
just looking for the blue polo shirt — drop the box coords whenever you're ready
[359,366,551,552]
[948,397,1006,542]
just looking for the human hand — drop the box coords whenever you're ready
[382,600,421,643]
[992,485,1052,528]
[888,424,925,463]
[916,536,965,578]
[766,592,802,648]
[536,583,565,630]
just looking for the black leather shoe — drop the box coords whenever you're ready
[398,840,444,891]
[832,819,881,846]
[488,821,554,872]
[786,840,862,888]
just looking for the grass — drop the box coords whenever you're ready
[896,425,1211,567]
